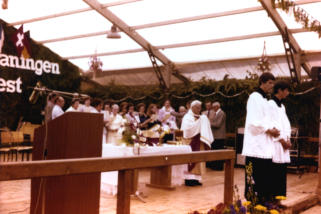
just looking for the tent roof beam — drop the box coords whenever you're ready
[8,0,142,26]
[64,28,308,60]
[38,0,321,44]
[83,0,189,85]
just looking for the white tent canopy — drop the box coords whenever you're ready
[1,0,321,85]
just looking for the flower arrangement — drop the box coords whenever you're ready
[189,162,287,214]
[121,123,139,146]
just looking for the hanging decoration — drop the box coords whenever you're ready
[271,0,321,38]
[257,41,272,73]
[88,52,103,79]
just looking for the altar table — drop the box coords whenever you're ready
[101,144,192,195]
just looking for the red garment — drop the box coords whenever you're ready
[188,134,209,171]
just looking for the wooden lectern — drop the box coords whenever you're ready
[30,112,103,214]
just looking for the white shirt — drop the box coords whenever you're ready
[268,99,291,163]
[102,110,110,123]
[242,91,274,159]
[109,114,125,131]
[52,105,64,120]
[125,112,140,126]
[90,108,100,113]
[79,104,93,113]
[66,106,78,112]
[158,106,178,130]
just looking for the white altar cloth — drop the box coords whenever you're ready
[101,144,192,195]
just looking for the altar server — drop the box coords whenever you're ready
[242,72,280,203]
[268,80,291,198]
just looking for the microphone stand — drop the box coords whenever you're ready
[28,86,89,98]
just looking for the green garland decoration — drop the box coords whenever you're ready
[101,85,318,103]
[271,0,321,38]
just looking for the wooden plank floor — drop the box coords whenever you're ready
[0,167,318,214]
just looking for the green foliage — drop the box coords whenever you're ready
[81,78,320,138]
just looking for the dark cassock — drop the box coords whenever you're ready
[181,101,213,186]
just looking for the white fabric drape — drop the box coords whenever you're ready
[101,144,191,195]
[181,109,213,147]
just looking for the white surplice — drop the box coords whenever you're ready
[268,99,291,163]
[242,92,274,159]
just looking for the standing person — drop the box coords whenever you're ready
[208,102,226,170]
[125,103,140,129]
[242,72,280,204]
[107,104,125,145]
[91,98,103,113]
[102,102,111,124]
[171,106,187,129]
[268,80,292,199]
[158,100,177,130]
[181,100,213,186]
[44,93,57,122]
[202,101,212,117]
[119,102,128,117]
[102,102,111,142]
[145,103,161,129]
[103,102,111,114]
[79,97,92,112]
[91,98,106,144]
[52,96,65,120]
[66,98,80,112]
[186,100,192,111]
[137,103,148,130]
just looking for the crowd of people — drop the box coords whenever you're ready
[44,93,228,186]
[44,72,292,198]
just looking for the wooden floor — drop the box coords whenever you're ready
[0,167,319,214]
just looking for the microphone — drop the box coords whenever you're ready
[29,81,42,104]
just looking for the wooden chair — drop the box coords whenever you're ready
[18,122,41,161]
[20,122,40,142]
[0,131,14,161]
[11,131,30,161]
[289,127,303,173]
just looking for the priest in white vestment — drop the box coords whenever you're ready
[268,80,291,198]
[181,100,213,186]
